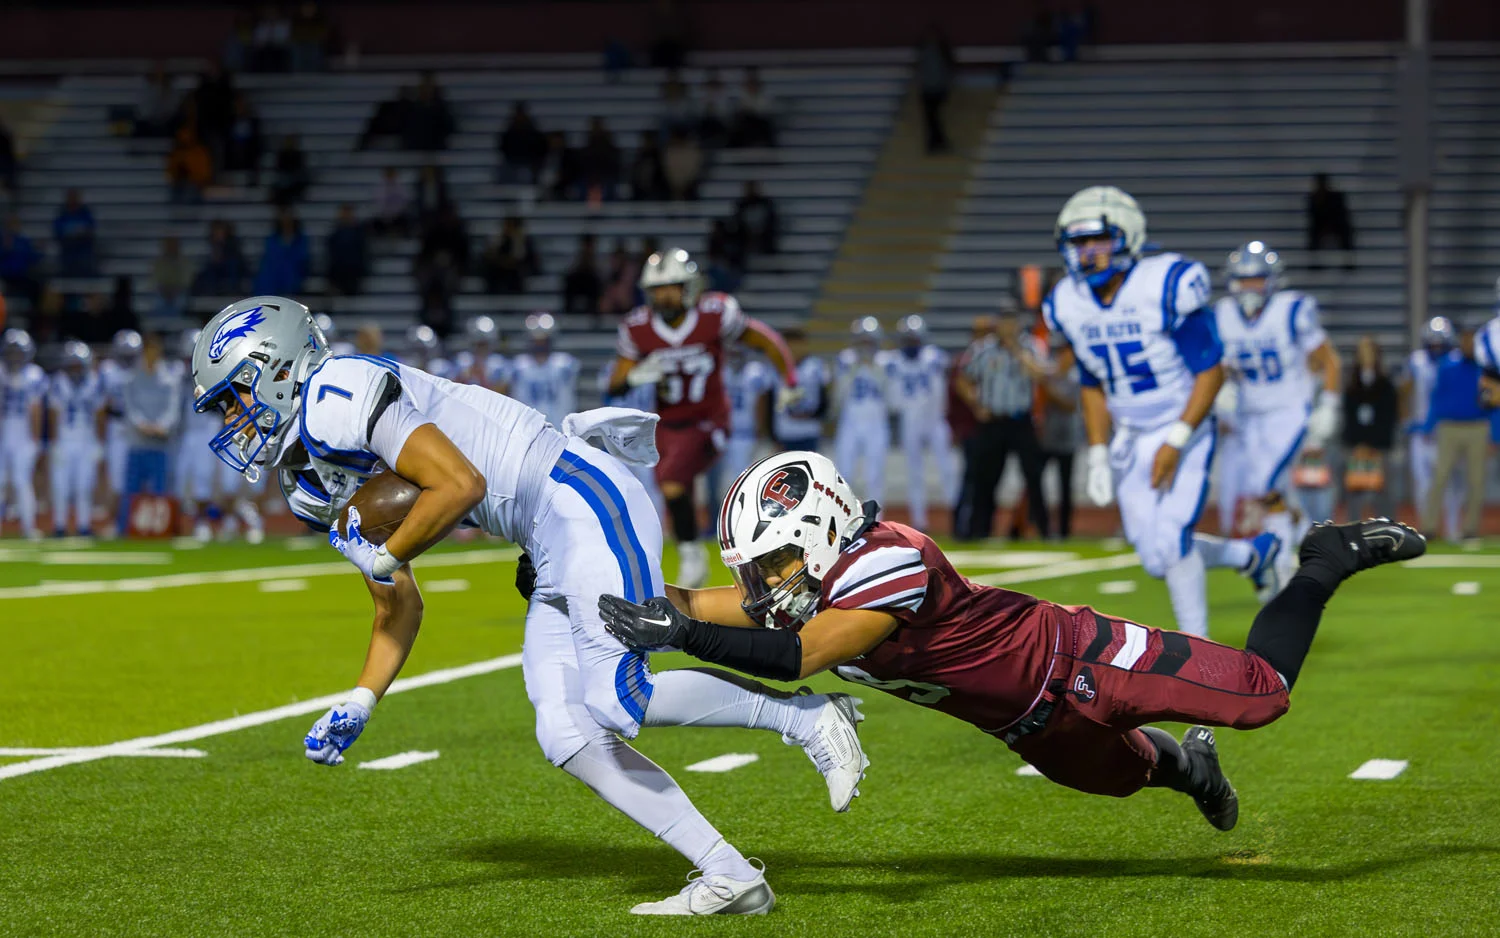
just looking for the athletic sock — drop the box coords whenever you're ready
[1244,574,1334,690]
[644,668,824,741]
[561,735,757,881]
[667,493,698,544]
[1192,533,1253,571]
[1164,549,1209,638]
[1143,727,1224,799]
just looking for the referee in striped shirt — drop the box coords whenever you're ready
[955,304,1050,539]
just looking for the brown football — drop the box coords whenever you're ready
[338,470,421,546]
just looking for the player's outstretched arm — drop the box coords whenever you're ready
[740,318,798,385]
[664,583,759,628]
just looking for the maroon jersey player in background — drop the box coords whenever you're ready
[600,451,1425,831]
[607,247,798,589]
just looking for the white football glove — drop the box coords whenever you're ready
[329,506,399,585]
[1305,390,1340,447]
[775,384,806,413]
[303,687,376,766]
[1085,443,1114,507]
[626,354,665,388]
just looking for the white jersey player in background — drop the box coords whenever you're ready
[1401,316,1463,538]
[454,314,511,392]
[176,329,263,543]
[599,357,664,521]
[885,314,954,530]
[772,329,829,452]
[191,296,866,915]
[1044,186,1279,638]
[833,317,893,507]
[1213,241,1341,589]
[1476,279,1500,405]
[404,324,455,381]
[721,344,776,481]
[1,329,46,539]
[47,341,104,537]
[99,328,142,532]
[508,312,579,428]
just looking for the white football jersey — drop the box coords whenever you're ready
[509,351,580,428]
[287,354,561,544]
[835,348,893,425]
[1402,348,1440,429]
[884,345,949,421]
[1,362,47,427]
[1475,315,1500,374]
[1044,252,1219,430]
[773,356,828,442]
[48,370,103,442]
[454,350,512,390]
[1214,291,1326,416]
[725,358,776,438]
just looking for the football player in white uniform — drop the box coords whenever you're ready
[404,324,455,381]
[98,329,141,531]
[833,317,893,507]
[176,329,263,543]
[722,345,776,480]
[1,329,46,539]
[454,314,511,392]
[772,328,829,452]
[1213,241,1341,589]
[508,312,579,428]
[1044,187,1279,638]
[47,341,104,537]
[192,296,867,916]
[1476,279,1500,406]
[885,314,954,530]
[1402,316,1463,538]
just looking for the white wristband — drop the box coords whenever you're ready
[348,686,378,711]
[370,545,402,580]
[1163,420,1193,449]
[1087,443,1109,463]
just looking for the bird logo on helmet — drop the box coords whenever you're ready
[1054,185,1148,289]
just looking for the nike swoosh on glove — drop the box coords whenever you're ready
[329,506,396,585]
[303,698,372,766]
[598,594,691,651]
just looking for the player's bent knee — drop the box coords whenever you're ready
[533,706,595,767]
[582,651,654,738]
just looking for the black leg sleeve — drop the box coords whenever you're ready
[666,492,698,543]
[1244,575,1335,691]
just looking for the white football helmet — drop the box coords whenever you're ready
[638,247,702,313]
[1225,240,1283,318]
[1054,185,1147,288]
[718,451,866,630]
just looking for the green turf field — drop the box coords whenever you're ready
[2,536,1498,937]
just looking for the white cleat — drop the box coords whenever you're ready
[193,520,213,544]
[631,866,775,916]
[786,691,868,812]
[677,541,708,589]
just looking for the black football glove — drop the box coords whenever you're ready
[598,595,693,651]
[515,552,537,602]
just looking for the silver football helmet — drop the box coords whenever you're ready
[525,311,556,354]
[61,339,93,375]
[111,329,143,364]
[1055,185,1147,288]
[191,295,329,480]
[3,328,33,365]
[638,247,702,317]
[895,314,927,342]
[1423,315,1456,354]
[1225,240,1283,318]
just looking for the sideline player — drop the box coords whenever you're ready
[405,324,456,380]
[1401,317,1462,539]
[885,314,953,531]
[99,329,142,533]
[47,340,104,537]
[605,248,798,588]
[455,314,511,392]
[0,329,46,539]
[721,345,776,484]
[1213,241,1341,589]
[832,317,892,508]
[1044,186,1278,637]
[192,295,866,915]
[600,451,1424,832]
[508,312,579,428]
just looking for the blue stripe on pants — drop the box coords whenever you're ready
[614,652,651,724]
[1179,417,1219,558]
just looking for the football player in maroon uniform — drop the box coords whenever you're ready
[600,451,1425,831]
[606,247,798,588]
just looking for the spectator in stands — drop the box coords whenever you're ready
[0,118,15,200]
[370,166,411,236]
[290,0,332,72]
[420,288,454,338]
[193,219,247,295]
[663,129,703,201]
[628,131,668,201]
[730,67,776,147]
[698,68,731,147]
[497,102,547,184]
[166,125,213,203]
[1023,4,1057,62]
[1342,335,1398,522]
[223,94,264,184]
[660,73,698,141]
[917,24,955,154]
[412,163,450,226]
[647,0,690,69]
[109,275,139,334]
[188,61,236,161]
[707,218,745,278]
[562,233,602,316]
[53,189,98,277]
[253,208,310,296]
[733,180,778,256]
[269,135,310,206]
[119,332,181,532]
[538,131,578,201]
[479,215,540,295]
[250,4,293,73]
[578,117,622,201]
[134,65,180,138]
[223,13,254,72]
[1307,173,1355,270]
[358,87,413,150]
[325,204,368,296]
[702,241,742,294]
[404,71,456,151]
[0,214,42,307]
[599,240,640,317]
[1424,327,1488,540]
[150,237,193,319]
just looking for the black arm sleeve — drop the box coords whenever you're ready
[678,618,803,682]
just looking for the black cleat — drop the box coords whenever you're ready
[1181,726,1238,832]
[1298,518,1426,580]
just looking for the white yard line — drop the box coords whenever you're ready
[0,547,520,600]
[969,552,1142,587]
[1349,759,1408,780]
[424,579,471,593]
[686,753,760,773]
[1451,581,1481,595]
[0,747,205,758]
[359,750,441,771]
[1098,580,1138,595]
[258,579,309,593]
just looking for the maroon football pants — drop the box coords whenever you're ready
[1009,606,1290,798]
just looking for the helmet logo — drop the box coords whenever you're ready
[208,306,267,362]
[760,467,809,517]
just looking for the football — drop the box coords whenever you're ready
[337,470,421,546]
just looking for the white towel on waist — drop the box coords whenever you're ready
[562,406,661,467]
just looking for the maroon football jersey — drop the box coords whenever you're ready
[819,522,1062,737]
[616,292,746,427]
